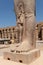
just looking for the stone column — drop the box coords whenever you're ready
[8,29,10,39]
[4,30,7,38]
[35,27,38,41]
[42,27,43,40]
[2,31,4,38]
[15,27,20,43]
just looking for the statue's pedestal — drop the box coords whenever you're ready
[4,49,40,64]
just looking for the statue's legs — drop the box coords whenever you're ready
[16,14,36,52]
[4,1,40,63]
[14,0,36,52]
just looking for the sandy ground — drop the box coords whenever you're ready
[0,44,43,65]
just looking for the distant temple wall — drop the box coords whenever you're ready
[0,26,18,44]
[0,22,43,44]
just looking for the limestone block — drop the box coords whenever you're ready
[4,49,40,64]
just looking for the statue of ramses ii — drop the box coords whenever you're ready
[14,0,36,52]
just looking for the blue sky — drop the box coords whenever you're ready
[0,0,43,28]
[36,0,43,22]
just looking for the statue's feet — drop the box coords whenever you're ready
[15,40,32,53]
[10,43,20,52]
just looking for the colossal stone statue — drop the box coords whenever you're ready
[14,0,36,52]
[4,0,40,63]
[4,0,40,64]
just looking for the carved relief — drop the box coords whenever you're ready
[16,2,25,43]
[14,0,36,52]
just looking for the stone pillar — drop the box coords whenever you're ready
[4,30,7,38]
[35,27,38,41]
[15,27,20,43]
[2,31,4,38]
[0,31,2,38]
[8,29,10,39]
[11,29,14,40]
[42,27,43,40]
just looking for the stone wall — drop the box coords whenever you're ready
[0,26,18,44]
[0,22,43,44]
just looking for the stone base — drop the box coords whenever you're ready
[4,49,40,64]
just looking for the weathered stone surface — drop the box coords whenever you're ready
[4,49,40,64]
[14,0,36,52]
[4,0,40,64]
